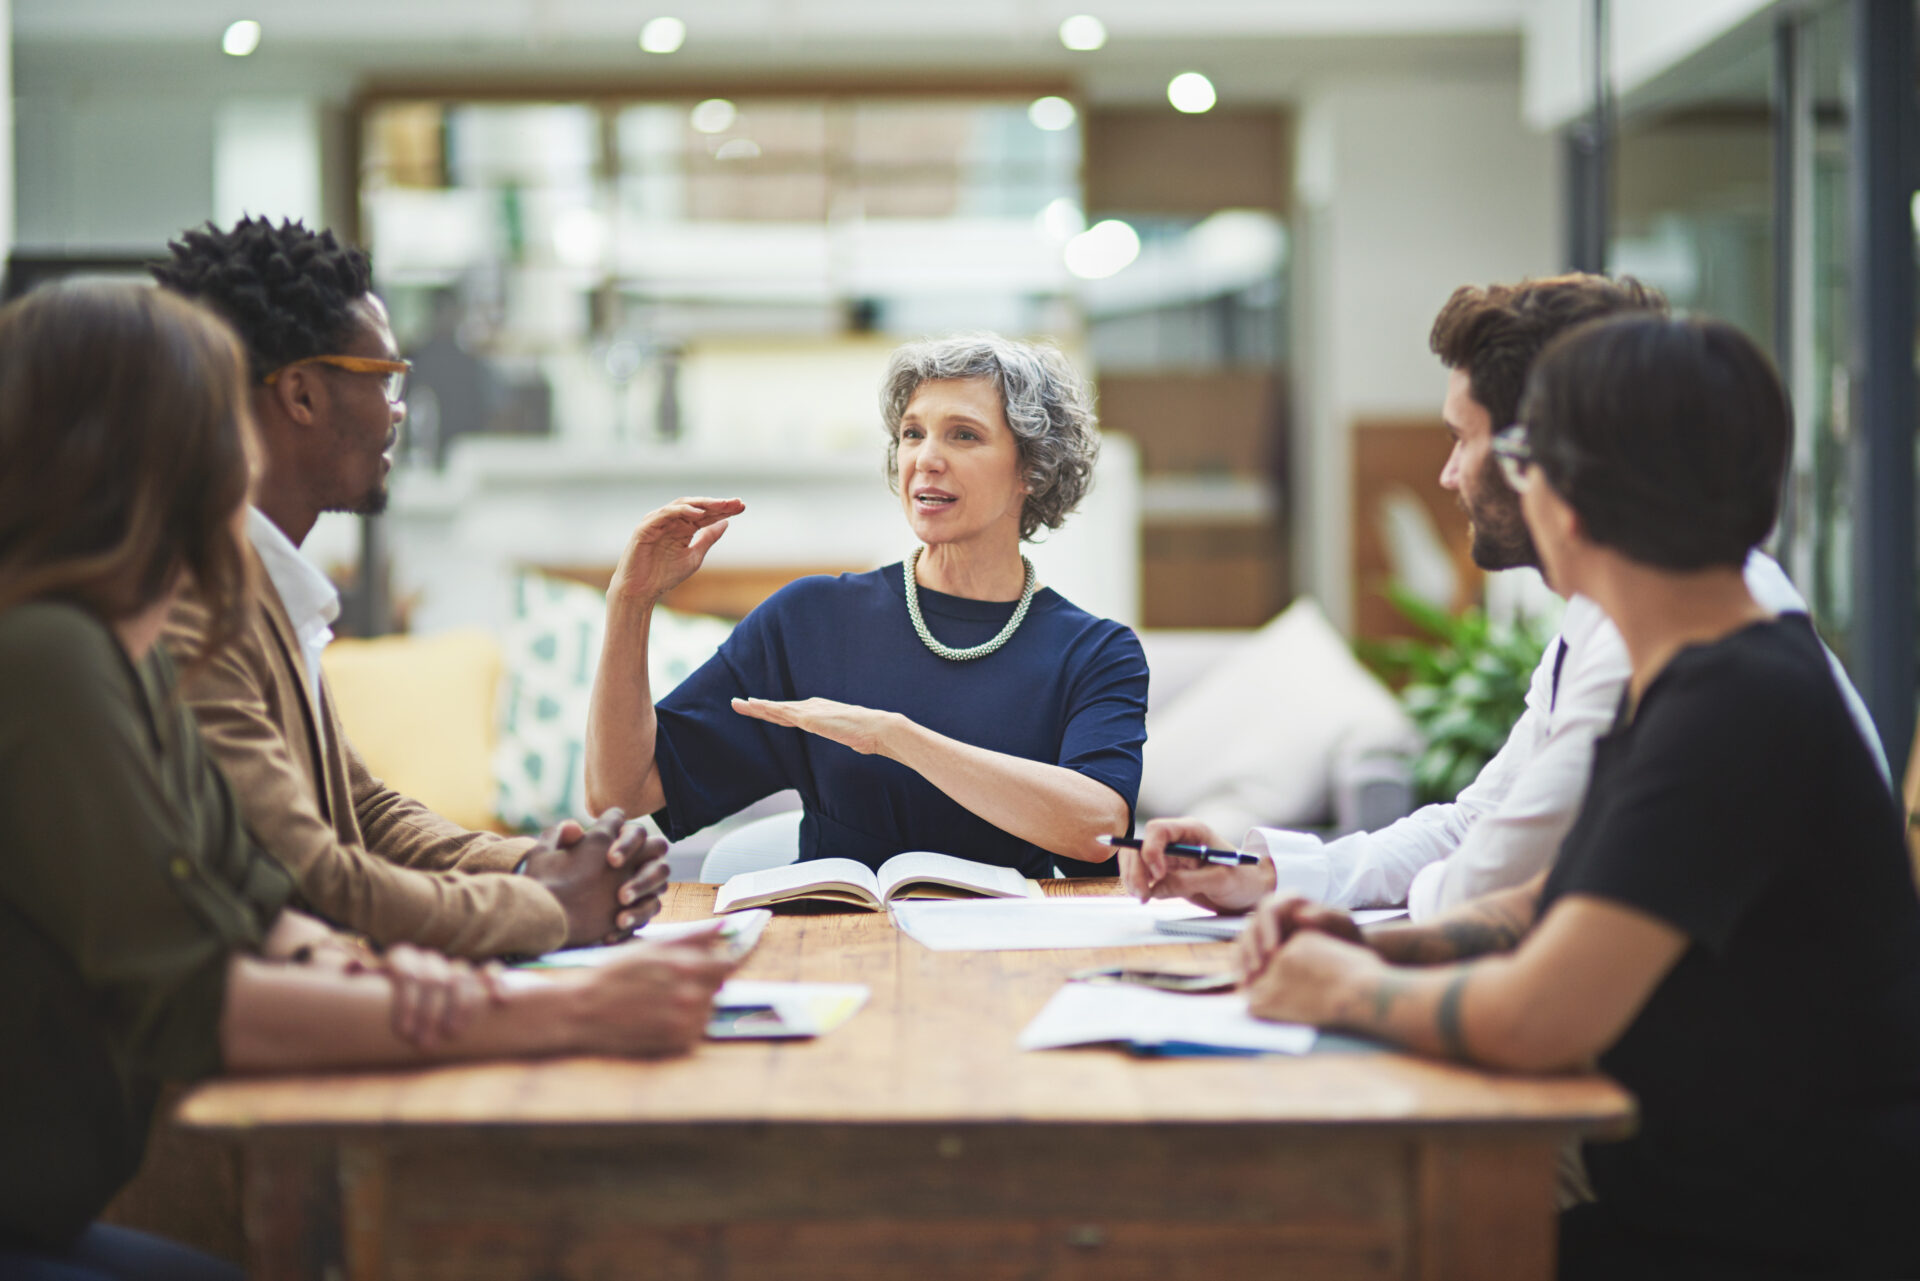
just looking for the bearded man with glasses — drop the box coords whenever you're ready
[152,217,664,962]
[1121,273,1884,923]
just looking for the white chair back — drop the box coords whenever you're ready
[699,808,805,883]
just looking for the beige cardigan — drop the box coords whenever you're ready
[164,550,566,957]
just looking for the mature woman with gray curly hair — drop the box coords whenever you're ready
[585,334,1148,879]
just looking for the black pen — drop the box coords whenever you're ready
[1097,835,1261,866]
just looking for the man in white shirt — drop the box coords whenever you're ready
[1122,274,1885,920]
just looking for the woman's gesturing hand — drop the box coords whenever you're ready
[731,696,904,757]
[608,497,745,607]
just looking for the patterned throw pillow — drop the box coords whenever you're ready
[494,571,734,833]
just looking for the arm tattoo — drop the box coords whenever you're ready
[1435,907,1523,960]
[1435,972,1471,1060]
[1376,895,1529,965]
[1370,973,1408,1024]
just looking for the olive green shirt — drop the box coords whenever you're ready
[0,602,292,1249]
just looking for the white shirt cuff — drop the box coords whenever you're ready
[1241,827,1332,902]
[1407,859,1448,922]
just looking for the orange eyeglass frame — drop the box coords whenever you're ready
[263,355,411,402]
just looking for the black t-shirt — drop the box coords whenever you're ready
[1543,616,1920,1276]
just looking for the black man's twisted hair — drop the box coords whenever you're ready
[151,216,374,383]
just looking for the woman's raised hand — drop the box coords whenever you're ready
[608,497,745,607]
[731,696,904,757]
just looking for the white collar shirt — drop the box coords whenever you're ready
[245,506,340,718]
[1244,550,1887,921]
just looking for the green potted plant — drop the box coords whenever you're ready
[1364,585,1551,805]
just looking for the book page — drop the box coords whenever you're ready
[714,858,881,913]
[875,851,1040,902]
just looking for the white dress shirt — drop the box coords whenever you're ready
[1245,552,1887,921]
[245,507,340,719]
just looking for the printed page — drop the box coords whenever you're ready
[876,851,1040,901]
[714,858,880,913]
[1017,982,1317,1055]
[890,895,1213,951]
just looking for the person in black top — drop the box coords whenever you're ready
[1230,311,1920,1279]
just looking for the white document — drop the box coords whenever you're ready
[519,910,772,969]
[1154,906,1409,942]
[709,980,870,1039]
[1018,982,1317,1055]
[890,895,1215,952]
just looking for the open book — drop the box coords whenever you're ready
[714,852,1043,914]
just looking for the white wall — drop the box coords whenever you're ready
[1524,0,1778,131]
[11,43,346,252]
[0,0,13,272]
[1290,74,1559,632]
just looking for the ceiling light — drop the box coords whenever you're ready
[640,16,686,54]
[1027,96,1076,132]
[690,98,737,134]
[221,19,262,57]
[1036,197,1087,243]
[1167,72,1217,114]
[1063,219,1140,280]
[552,208,606,268]
[1059,15,1107,52]
[714,138,762,161]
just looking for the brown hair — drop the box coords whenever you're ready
[0,281,255,661]
[1428,274,1669,431]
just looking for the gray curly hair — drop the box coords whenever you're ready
[880,334,1100,541]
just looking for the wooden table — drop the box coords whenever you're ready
[179,881,1633,1281]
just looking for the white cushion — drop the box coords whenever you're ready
[1138,597,1418,838]
[493,570,733,832]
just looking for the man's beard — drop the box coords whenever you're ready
[325,484,390,518]
[1464,454,1539,571]
[354,484,390,517]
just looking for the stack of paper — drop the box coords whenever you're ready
[1018,982,1317,1056]
[1154,906,1410,942]
[889,896,1214,952]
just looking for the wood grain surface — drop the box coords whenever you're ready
[170,882,1636,1280]
[180,882,1631,1134]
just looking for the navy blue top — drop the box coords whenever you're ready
[651,563,1148,879]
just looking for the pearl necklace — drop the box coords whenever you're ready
[903,547,1036,662]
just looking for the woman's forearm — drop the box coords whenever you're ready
[883,718,1128,862]
[1316,954,1570,1071]
[584,601,665,816]
[1362,873,1543,965]
[219,956,584,1072]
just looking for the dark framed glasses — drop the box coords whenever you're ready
[1491,424,1535,493]
[264,354,410,404]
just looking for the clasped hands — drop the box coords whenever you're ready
[522,807,671,947]
[1119,817,1384,1028]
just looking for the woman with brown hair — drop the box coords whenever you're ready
[0,282,737,1280]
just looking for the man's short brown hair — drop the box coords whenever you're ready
[1428,274,1669,430]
